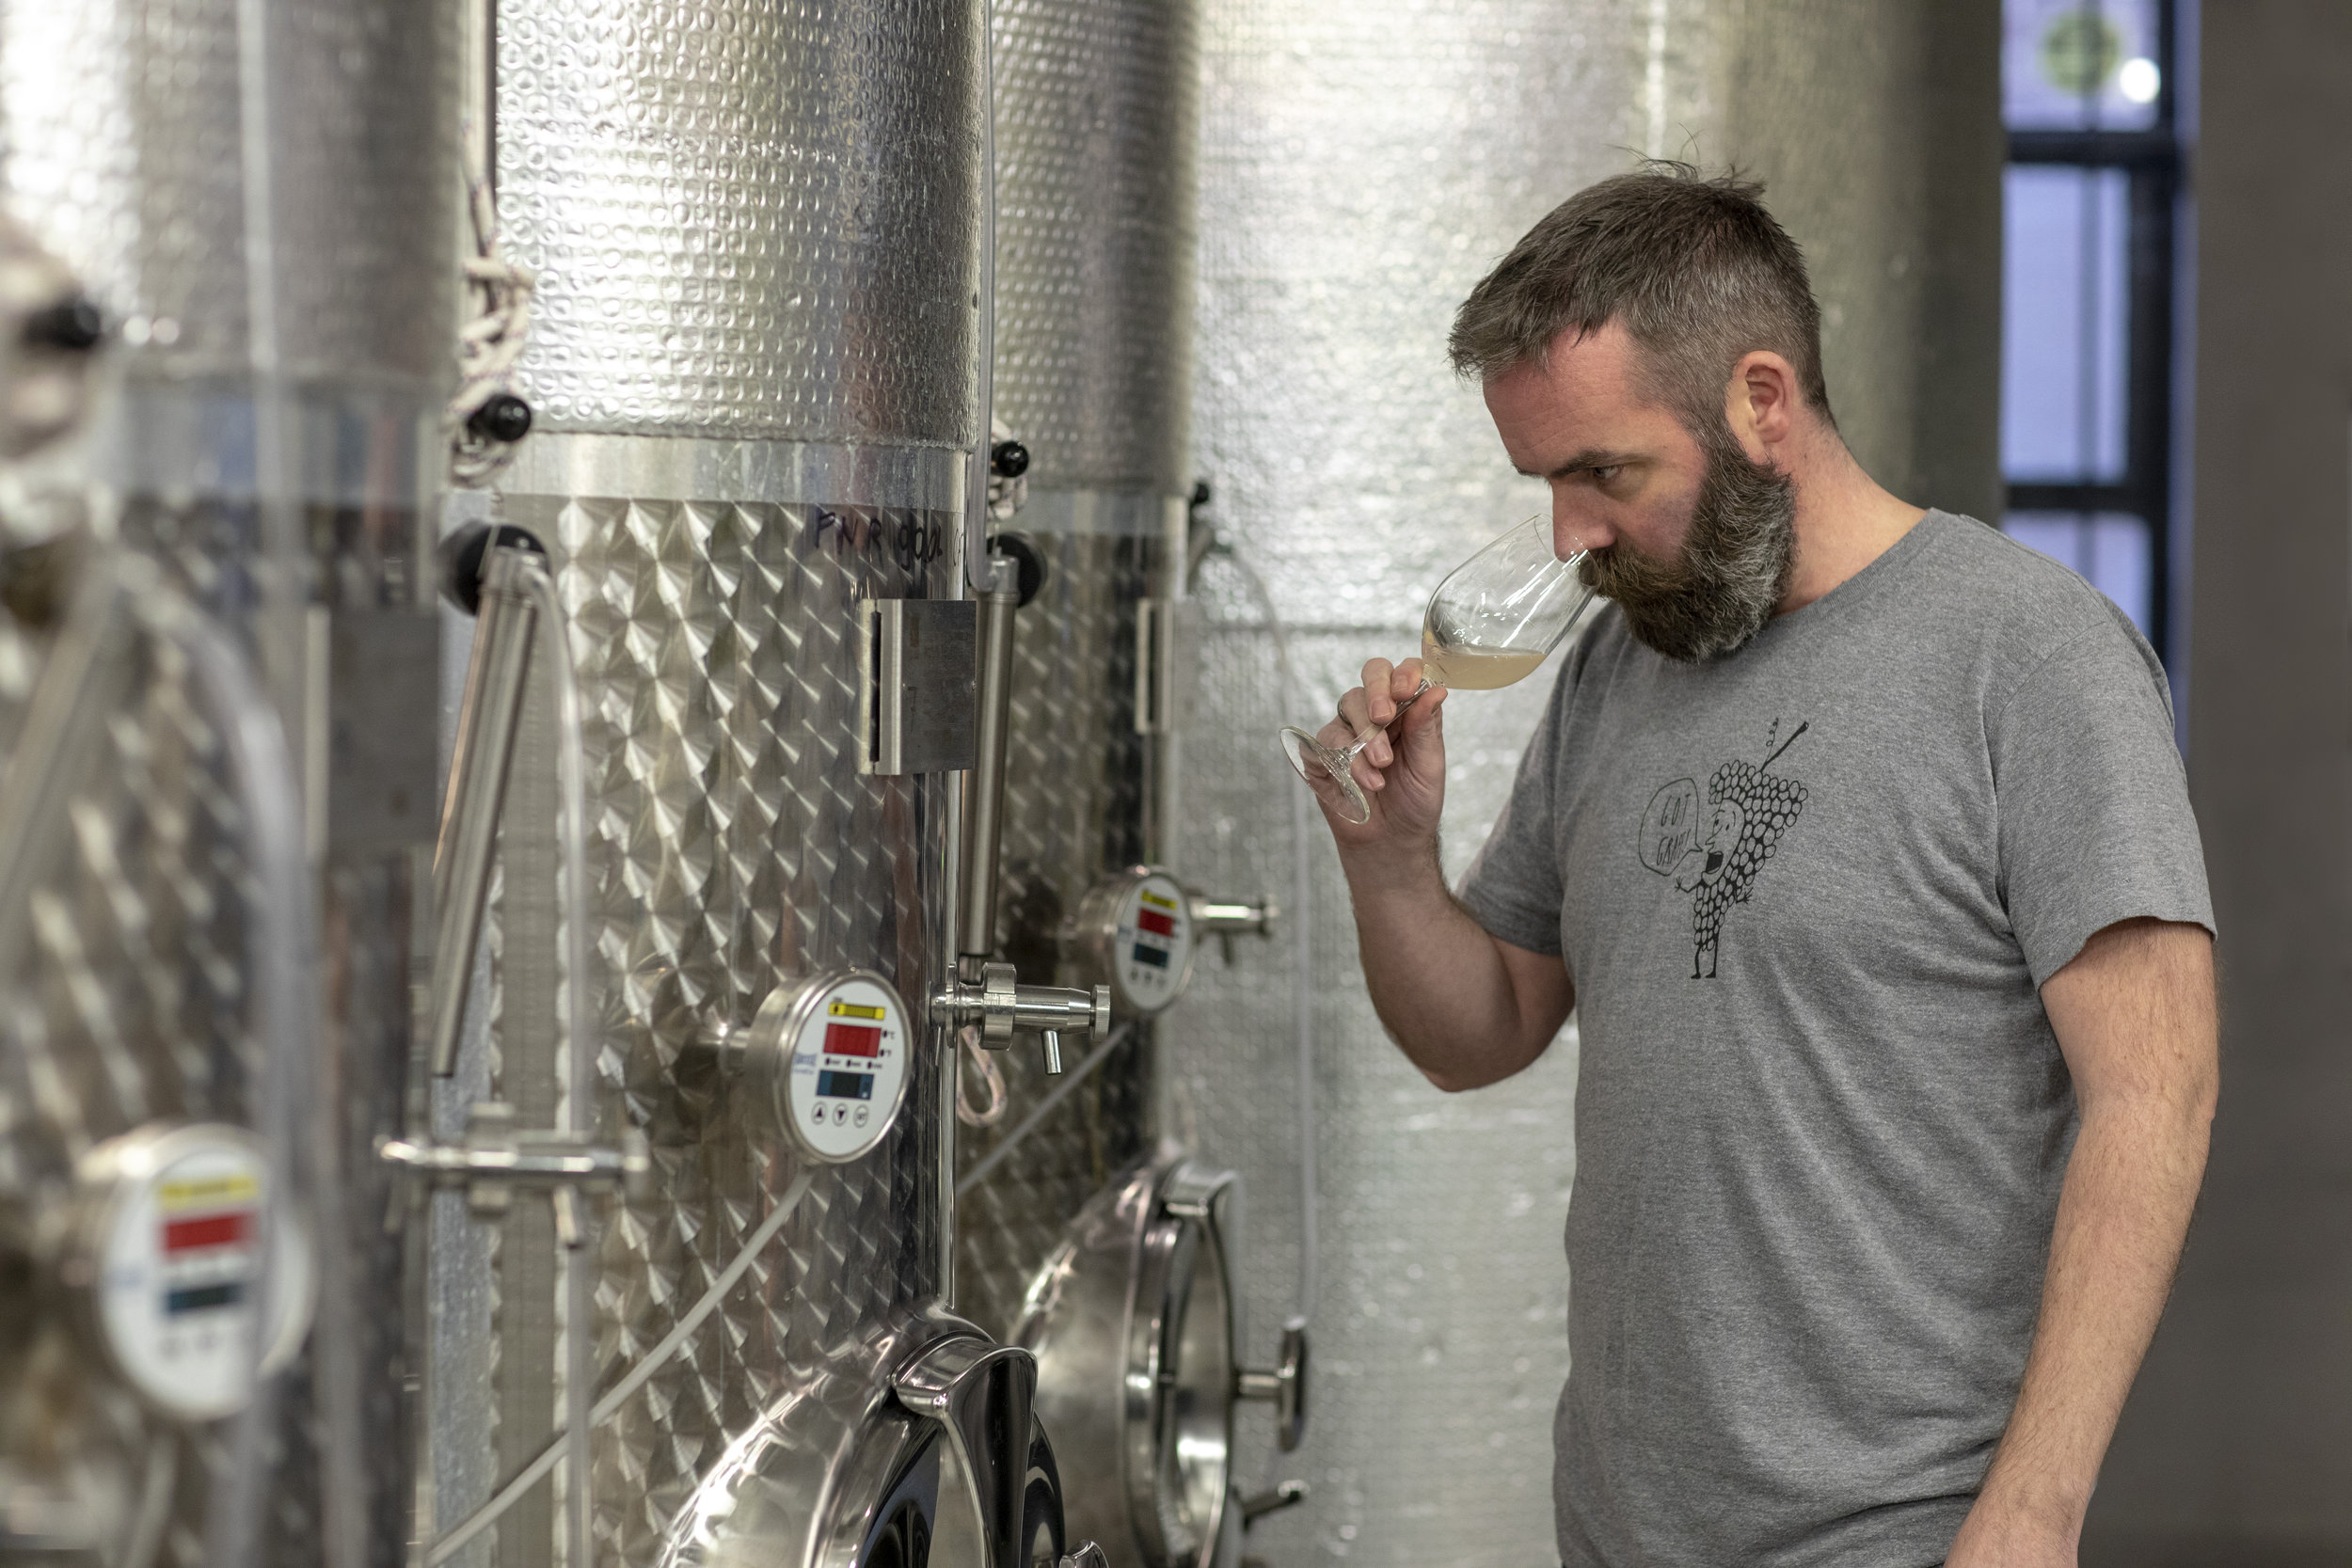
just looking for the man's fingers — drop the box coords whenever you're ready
[1359,658,1397,723]
[1393,657,1427,700]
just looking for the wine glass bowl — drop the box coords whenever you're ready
[1279,514,1597,824]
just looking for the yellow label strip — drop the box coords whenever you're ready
[828,1001,887,1021]
[160,1174,262,1210]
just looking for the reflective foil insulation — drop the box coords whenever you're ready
[1174,1,1999,1564]
[954,0,1201,1344]
[0,0,456,1562]
[438,2,984,1565]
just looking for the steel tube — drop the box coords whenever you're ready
[428,546,539,1075]
[958,554,1021,964]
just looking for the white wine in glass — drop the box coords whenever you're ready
[1280,513,1598,824]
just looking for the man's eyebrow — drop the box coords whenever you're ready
[1514,449,1636,480]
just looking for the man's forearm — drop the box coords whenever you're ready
[1970,1086,2211,1535]
[1337,842,1542,1090]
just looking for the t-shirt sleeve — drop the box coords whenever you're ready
[1991,610,2214,987]
[1456,665,1569,957]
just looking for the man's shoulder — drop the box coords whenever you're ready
[1904,511,2167,702]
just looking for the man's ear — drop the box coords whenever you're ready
[1723,350,1800,461]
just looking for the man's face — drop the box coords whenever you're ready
[1483,322,1796,661]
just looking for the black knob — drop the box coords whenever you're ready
[22,296,103,354]
[990,438,1029,479]
[990,531,1047,609]
[437,520,548,616]
[467,392,534,446]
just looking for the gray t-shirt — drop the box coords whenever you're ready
[1456,511,2212,1568]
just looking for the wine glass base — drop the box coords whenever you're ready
[1279,726,1371,825]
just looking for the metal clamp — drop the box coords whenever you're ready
[379,1102,649,1243]
[1187,888,1279,965]
[1234,1317,1310,1453]
[934,960,1111,1076]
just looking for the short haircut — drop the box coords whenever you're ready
[1448,163,1834,435]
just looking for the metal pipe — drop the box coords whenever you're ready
[514,562,596,1568]
[957,553,1019,967]
[963,0,998,592]
[427,546,539,1074]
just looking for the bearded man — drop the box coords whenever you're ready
[1313,166,2217,1567]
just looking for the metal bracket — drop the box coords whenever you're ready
[379,1102,649,1243]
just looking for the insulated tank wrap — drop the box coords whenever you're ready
[0,1,455,1565]
[447,3,984,1564]
[497,0,980,444]
[952,0,1202,1348]
[1177,1,1999,1563]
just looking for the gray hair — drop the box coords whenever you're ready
[1448,163,1835,434]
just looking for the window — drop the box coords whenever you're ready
[2000,0,2184,663]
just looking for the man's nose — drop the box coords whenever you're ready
[1551,494,1613,558]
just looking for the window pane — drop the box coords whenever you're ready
[2003,511,2153,635]
[2001,166,2130,483]
[2005,0,2162,131]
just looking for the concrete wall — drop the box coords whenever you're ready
[2083,4,2352,1563]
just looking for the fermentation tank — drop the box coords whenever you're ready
[0,0,459,1562]
[413,2,1096,1565]
[1176,1,2002,1563]
[957,4,1301,1565]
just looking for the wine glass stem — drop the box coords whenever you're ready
[1340,677,1437,761]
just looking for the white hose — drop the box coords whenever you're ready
[954,1023,1138,1198]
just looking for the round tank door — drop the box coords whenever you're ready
[658,1315,1109,1568]
[1017,1155,1308,1568]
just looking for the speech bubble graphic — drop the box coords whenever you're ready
[1638,778,1701,875]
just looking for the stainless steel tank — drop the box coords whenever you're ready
[0,0,457,1562]
[955,0,1204,1344]
[417,3,1059,1565]
[1175,1,2002,1564]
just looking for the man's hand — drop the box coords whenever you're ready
[1946,917,2217,1568]
[1312,656,1449,852]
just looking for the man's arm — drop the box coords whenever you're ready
[1317,657,1575,1091]
[1947,916,2218,1566]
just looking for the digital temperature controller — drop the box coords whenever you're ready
[745,971,913,1163]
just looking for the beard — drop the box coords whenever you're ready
[1580,433,1797,662]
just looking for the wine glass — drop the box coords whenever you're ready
[1279,514,1598,824]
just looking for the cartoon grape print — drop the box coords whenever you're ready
[1639,720,1810,978]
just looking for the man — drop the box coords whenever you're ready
[1311,167,2217,1566]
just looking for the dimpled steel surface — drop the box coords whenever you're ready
[465,462,961,1567]
[990,0,1202,493]
[1174,1,1994,1563]
[494,0,981,446]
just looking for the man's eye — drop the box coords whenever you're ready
[1591,465,1623,483]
